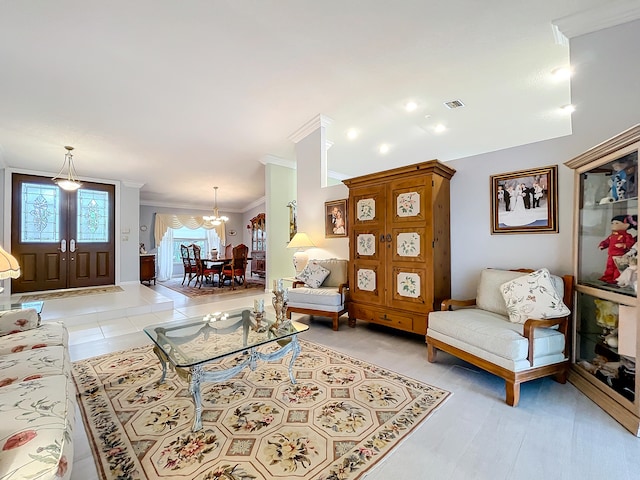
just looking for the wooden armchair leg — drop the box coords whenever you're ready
[426,343,437,363]
[332,315,339,331]
[348,316,356,328]
[553,368,568,384]
[505,381,520,407]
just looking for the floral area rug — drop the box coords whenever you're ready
[19,285,123,302]
[72,340,450,480]
[159,277,265,298]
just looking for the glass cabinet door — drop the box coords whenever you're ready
[578,150,638,296]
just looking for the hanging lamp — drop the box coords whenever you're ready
[52,146,82,191]
[203,187,229,226]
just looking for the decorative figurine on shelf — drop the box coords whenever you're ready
[594,298,618,338]
[616,242,638,290]
[139,243,147,254]
[598,214,637,284]
[271,279,288,329]
[609,160,628,201]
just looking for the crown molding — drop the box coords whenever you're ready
[288,114,333,144]
[552,0,640,43]
[260,154,296,169]
[122,180,145,189]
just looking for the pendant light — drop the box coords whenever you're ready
[203,186,229,226]
[52,146,82,191]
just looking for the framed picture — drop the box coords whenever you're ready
[325,199,348,237]
[490,165,558,234]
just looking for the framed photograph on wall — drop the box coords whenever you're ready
[325,199,348,237]
[490,165,558,234]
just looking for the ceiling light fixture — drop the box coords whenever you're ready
[379,144,390,154]
[560,104,576,114]
[405,101,418,112]
[434,124,447,133]
[52,146,82,191]
[203,186,229,226]
[347,128,359,140]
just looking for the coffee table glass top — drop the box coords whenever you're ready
[143,308,308,368]
[0,301,44,314]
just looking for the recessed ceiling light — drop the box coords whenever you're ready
[560,104,576,114]
[551,67,572,80]
[405,101,418,112]
[379,144,390,154]
[424,114,432,119]
[434,124,447,133]
[347,128,359,140]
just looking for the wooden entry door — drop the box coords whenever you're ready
[11,173,116,293]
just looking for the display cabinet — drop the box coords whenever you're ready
[140,254,156,286]
[250,213,266,277]
[565,125,640,435]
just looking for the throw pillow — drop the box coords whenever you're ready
[500,268,570,324]
[296,262,330,289]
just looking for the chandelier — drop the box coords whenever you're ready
[52,146,82,191]
[203,186,229,226]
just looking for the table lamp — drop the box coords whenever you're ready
[287,232,315,274]
[0,245,21,293]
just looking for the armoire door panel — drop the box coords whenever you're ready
[391,227,428,263]
[389,266,432,312]
[388,177,432,225]
[350,263,383,305]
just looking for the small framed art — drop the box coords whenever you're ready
[325,199,348,237]
[490,165,558,234]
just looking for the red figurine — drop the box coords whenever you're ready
[599,215,637,284]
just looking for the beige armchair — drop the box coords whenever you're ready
[426,268,574,406]
[286,258,354,331]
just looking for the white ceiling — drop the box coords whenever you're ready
[0,0,620,211]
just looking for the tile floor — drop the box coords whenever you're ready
[20,281,640,480]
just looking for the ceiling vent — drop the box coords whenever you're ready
[444,99,465,109]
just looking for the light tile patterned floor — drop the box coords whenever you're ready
[17,281,640,480]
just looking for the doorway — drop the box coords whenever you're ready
[10,173,116,293]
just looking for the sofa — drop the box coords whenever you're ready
[0,308,75,480]
[286,258,353,331]
[426,268,574,406]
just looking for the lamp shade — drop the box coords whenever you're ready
[287,232,315,274]
[287,232,315,249]
[0,245,20,280]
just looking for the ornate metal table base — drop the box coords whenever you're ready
[154,336,302,431]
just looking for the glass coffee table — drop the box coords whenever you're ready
[143,308,308,431]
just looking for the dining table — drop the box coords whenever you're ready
[199,256,251,287]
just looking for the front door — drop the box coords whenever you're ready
[11,173,116,293]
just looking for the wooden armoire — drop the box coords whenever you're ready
[343,160,455,335]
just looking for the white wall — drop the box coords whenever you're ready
[295,126,349,261]
[119,183,140,283]
[447,19,640,299]
[266,163,296,287]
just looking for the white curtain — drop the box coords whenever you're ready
[206,228,221,256]
[156,227,174,282]
[154,213,226,248]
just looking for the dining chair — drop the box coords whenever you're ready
[180,244,197,286]
[221,243,249,290]
[191,244,219,288]
[224,244,233,259]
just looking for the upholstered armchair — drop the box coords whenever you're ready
[426,268,574,406]
[286,258,354,331]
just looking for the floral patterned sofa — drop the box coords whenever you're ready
[426,268,574,407]
[0,308,75,480]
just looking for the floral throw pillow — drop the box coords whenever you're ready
[296,262,330,289]
[500,268,570,324]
